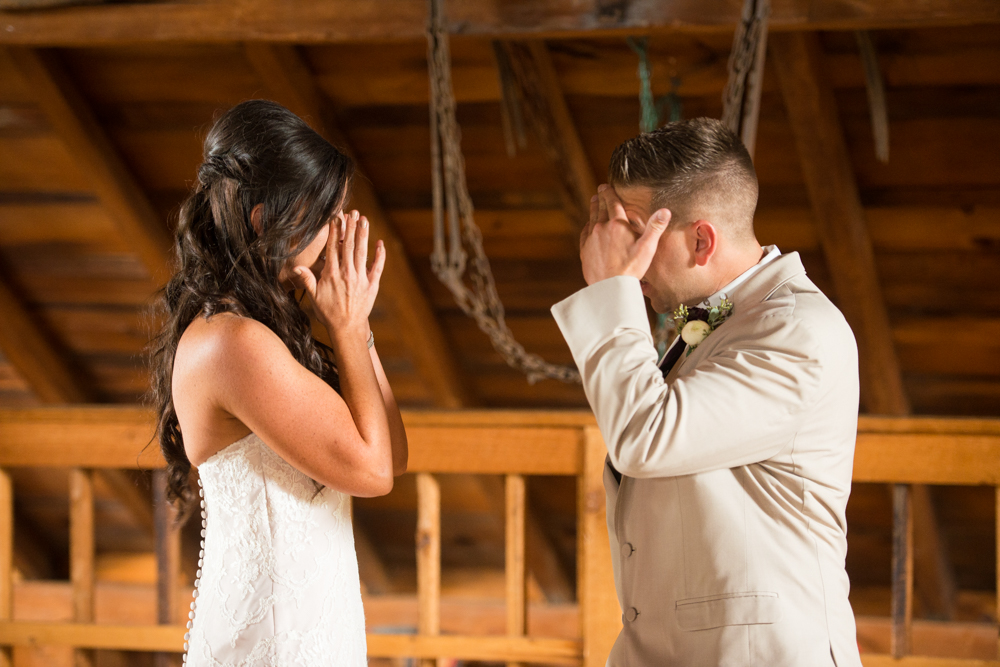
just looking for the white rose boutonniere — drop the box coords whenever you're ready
[670,297,734,355]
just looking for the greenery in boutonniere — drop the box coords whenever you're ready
[670,297,734,355]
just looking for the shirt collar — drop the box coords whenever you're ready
[700,245,781,308]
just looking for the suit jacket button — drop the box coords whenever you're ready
[621,542,634,557]
[625,607,639,622]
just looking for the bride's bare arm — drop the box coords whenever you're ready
[369,343,408,475]
[201,317,394,497]
[201,211,398,497]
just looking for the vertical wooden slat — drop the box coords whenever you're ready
[0,469,12,667]
[891,483,914,658]
[152,470,180,667]
[996,486,1000,659]
[69,468,95,667]
[505,474,527,667]
[579,428,621,667]
[416,473,441,667]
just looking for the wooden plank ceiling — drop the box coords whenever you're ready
[0,27,998,412]
[0,1,997,628]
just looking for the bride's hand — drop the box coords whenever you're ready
[294,210,386,349]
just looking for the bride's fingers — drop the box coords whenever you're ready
[355,215,369,277]
[367,240,386,291]
[323,216,342,276]
[293,266,318,301]
[342,210,358,275]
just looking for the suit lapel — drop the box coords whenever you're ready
[662,252,808,381]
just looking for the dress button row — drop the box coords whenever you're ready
[625,607,639,622]
[620,542,634,557]
[183,478,207,665]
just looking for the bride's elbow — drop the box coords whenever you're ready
[352,466,394,497]
[393,451,408,477]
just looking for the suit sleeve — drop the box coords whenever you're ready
[552,276,824,479]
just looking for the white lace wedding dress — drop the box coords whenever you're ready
[183,432,368,666]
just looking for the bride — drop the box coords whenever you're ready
[151,99,407,666]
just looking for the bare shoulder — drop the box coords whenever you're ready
[176,312,290,377]
[173,313,300,465]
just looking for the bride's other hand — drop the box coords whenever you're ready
[294,210,386,347]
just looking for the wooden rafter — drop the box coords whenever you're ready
[5,47,173,285]
[771,32,907,416]
[0,274,92,404]
[495,40,597,230]
[771,30,957,637]
[1,0,998,45]
[243,42,468,408]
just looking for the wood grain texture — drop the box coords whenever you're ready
[504,474,527,667]
[771,31,909,416]
[578,427,620,667]
[891,484,914,657]
[68,468,94,667]
[0,471,10,667]
[416,472,440,667]
[4,48,171,285]
[1,0,998,45]
[0,276,92,404]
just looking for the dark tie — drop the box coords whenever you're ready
[659,339,687,378]
[608,339,688,484]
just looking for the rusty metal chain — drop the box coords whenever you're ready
[427,0,581,384]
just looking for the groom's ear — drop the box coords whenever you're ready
[691,220,718,267]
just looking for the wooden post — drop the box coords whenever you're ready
[0,470,12,667]
[152,470,180,667]
[890,484,914,658]
[996,486,1000,659]
[579,428,620,667]
[69,468,95,667]
[416,473,441,667]
[505,474,527,667]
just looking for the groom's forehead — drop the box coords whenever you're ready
[615,185,655,212]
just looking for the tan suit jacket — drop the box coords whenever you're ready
[552,253,862,667]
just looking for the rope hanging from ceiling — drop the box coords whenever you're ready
[425,0,771,386]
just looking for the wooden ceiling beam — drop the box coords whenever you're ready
[496,41,597,231]
[771,31,956,622]
[0,274,92,404]
[1,0,997,46]
[5,47,172,285]
[244,42,469,409]
[771,32,908,417]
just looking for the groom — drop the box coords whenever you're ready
[552,118,862,666]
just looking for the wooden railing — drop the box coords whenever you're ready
[0,408,996,666]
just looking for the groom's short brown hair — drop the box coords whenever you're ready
[608,118,758,240]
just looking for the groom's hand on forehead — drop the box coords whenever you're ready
[601,185,648,237]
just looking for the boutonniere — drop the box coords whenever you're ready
[670,297,734,355]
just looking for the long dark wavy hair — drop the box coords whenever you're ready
[150,100,354,519]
